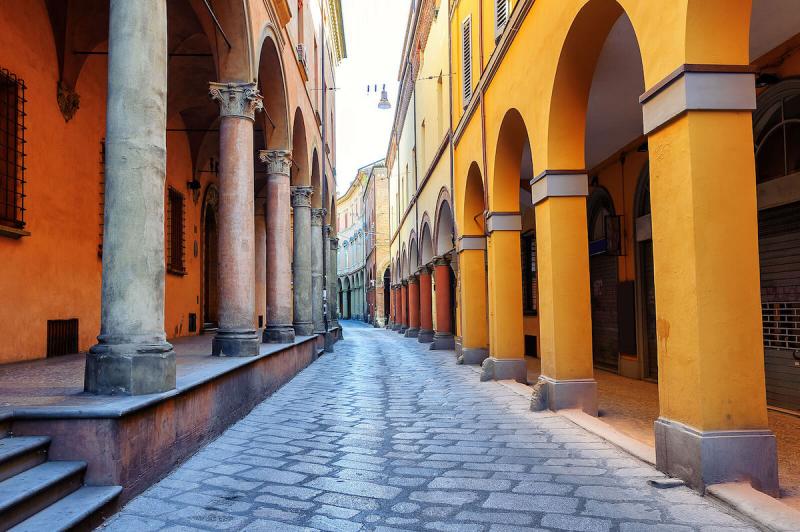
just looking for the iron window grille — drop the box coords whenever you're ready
[521,232,537,314]
[0,67,26,229]
[167,187,187,275]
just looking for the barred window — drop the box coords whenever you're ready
[167,187,186,275]
[521,233,537,314]
[0,67,26,230]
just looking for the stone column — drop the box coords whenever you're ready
[328,236,341,330]
[405,274,420,338]
[418,267,434,343]
[392,286,401,330]
[399,281,409,333]
[260,150,295,343]
[431,257,455,350]
[86,0,174,395]
[208,82,262,357]
[254,199,267,333]
[311,208,326,334]
[291,186,314,336]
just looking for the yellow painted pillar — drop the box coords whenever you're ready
[457,236,489,365]
[642,66,778,495]
[531,172,596,415]
[482,213,526,382]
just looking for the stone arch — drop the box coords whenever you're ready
[310,148,322,208]
[434,188,455,256]
[291,108,310,186]
[420,215,434,266]
[491,109,533,212]
[257,32,290,150]
[463,162,486,235]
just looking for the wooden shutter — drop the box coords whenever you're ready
[462,17,472,108]
[495,0,509,40]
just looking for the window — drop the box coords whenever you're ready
[462,16,473,109]
[0,67,26,230]
[167,187,186,275]
[521,233,537,314]
[755,92,800,183]
[495,0,510,41]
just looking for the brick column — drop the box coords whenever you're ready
[405,274,420,338]
[431,257,455,350]
[418,266,434,343]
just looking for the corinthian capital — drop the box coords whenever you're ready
[291,186,313,208]
[209,82,263,121]
[311,208,327,227]
[259,149,292,177]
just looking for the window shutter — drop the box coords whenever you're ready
[495,0,509,40]
[462,17,472,108]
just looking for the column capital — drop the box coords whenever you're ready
[291,186,313,208]
[311,208,327,227]
[485,211,522,233]
[209,81,263,121]
[419,265,432,275]
[433,255,451,266]
[259,149,292,177]
[408,274,420,284]
[529,171,588,206]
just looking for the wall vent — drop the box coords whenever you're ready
[47,318,79,357]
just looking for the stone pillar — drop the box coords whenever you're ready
[208,82,262,357]
[641,68,777,495]
[260,150,295,344]
[399,281,408,333]
[405,274,420,338]
[457,237,489,364]
[387,286,394,328]
[311,208,326,334]
[291,186,314,336]
[431,257,455,350]
[328,236,340,330]
[482,213,527,382]
[86,0,175,395]
[254,199,267,334]
[418,267,434,343]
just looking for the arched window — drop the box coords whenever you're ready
[755,84,800,184]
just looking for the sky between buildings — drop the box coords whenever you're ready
[335,0,412,196]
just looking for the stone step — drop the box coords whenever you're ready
[10,485,123,532]
[0,437,50,483]
[0,461,86,530]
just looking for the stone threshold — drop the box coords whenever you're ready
[0,335,320,421]
[476,369,800,531]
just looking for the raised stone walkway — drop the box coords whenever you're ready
[101,321,754,531]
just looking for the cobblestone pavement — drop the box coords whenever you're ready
[102,321,755,532]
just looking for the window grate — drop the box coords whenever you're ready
[521,234,537,314]
[167,187,186,275]
[462,17,473,108]
[0,67,26,228]
[47,319,79,357]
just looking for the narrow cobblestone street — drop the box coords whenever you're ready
[102,322,755,532]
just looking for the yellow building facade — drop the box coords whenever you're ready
[390,0,800,500]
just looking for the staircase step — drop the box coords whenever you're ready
[10,485,122,532]
[0,437,50,482]
[0,461,86,530]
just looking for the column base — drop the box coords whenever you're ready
[417,329,434,343]
[294,321,314,336]
[263,325,296,344]
[429,332,455,350]
[324,330,337,353]
[85,340,176,395]
[654,417,779,496]
[458,347,489,365]
[479,357,527,383]
[405,327,419,338]
[398,325,408,334]
[533,375,597,416]
[212,329,260,357]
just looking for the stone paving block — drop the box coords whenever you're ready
[104,323,754,532]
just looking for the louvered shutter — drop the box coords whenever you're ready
[495,0,509,40]
[462,17,472,108]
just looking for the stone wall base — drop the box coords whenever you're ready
[417,329,434,343]
[539,375,597,416]
[479,357,526,383]
[654,417,780,496]
[429,333,455,350]
[459,348,489,365]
